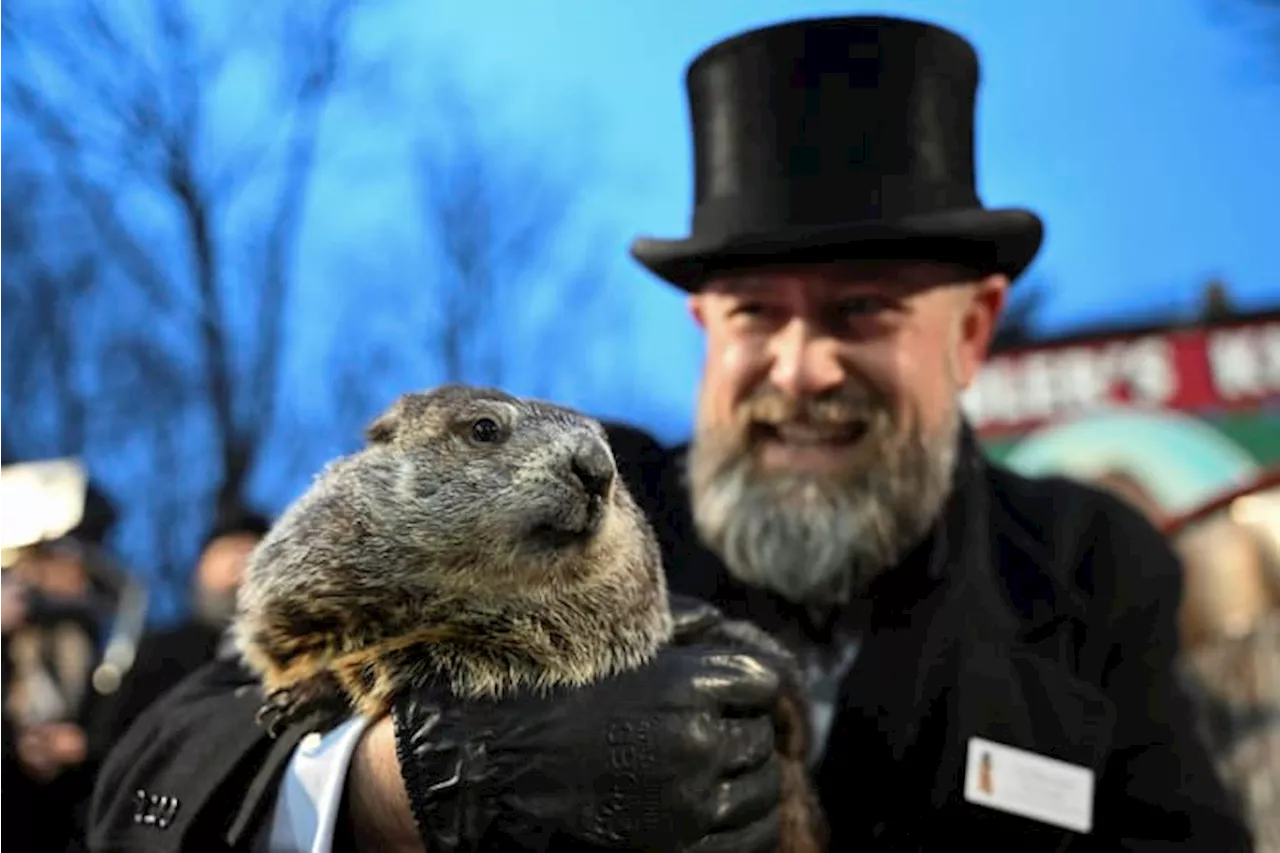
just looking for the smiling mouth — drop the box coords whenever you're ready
[750,420,869,448]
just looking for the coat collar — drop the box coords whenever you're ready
[849,419,1084,630]
[943,421,1093,640]
[912,427,1119,823]
[816,423,1118,837]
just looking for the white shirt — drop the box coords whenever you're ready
[259,715,372,853]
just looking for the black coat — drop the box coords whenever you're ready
[82,620,225,757]
[4,621,225,853]
[86,424,1252,852]
[628,427,1252,850]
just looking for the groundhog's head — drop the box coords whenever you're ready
[235,384,673,713]
[343,384,659,592]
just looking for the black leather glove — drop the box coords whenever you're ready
[393,596,787,853]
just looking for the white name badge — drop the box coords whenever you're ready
[963,736,1096,834]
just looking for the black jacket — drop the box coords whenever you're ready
[82,620,225,757]
[635,428,1252,850]
[0,612,224,850]
[86,423,1252,852]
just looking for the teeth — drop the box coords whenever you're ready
[773,422,862,444]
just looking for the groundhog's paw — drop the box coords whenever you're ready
[257,684,332,737]
[256,687,304,737]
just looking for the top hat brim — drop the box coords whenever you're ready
[631,206,1043,293]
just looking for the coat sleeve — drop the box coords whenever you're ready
[86,655,300,853]
[1085,497,1254,851]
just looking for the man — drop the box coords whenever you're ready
[191,505,272,630]
[88,15,1251,852]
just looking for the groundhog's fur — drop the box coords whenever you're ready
[234,384,673,720]
[233,383,825,853]
[705,618,829,853]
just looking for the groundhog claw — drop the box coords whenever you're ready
[257,686,305,737]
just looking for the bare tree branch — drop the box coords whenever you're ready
[268,331,400,491]
[1,158,100,456]
[235,0,356,503]
[1,0,617,623]
[3,0,368,518]
[97,332,208,597]
[3,80,187,317]
[411,82,596,391]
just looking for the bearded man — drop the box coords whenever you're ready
[87,16,1249,853]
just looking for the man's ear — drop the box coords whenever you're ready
[953,274,1009,389]
[688,294,708,330]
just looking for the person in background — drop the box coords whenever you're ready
[3,483,119,853]
[1090,467,1168,530]
[193,506,271,631]
[83,503,271,752]
[1175,502,1280,851]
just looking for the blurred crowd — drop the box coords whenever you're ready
[1162,479,1280,851]
[1,482,269,852]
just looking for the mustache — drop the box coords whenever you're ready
[733,385,888,429]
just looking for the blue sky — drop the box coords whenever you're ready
[315,0,1280,437]
[9,0,1279,621]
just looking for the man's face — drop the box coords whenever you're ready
[13,547,89,598]
[685,260,1007,605]
[193,532,261,627]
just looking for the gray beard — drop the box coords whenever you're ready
[688,410,960,607]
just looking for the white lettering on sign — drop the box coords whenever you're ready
[1207,323,1280,400]
[962,336,1176,429]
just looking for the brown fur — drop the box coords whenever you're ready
[702,617,829,853]
[233,383,825,852]
[234,384,674,723]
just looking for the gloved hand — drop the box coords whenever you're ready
[392,595,788,853]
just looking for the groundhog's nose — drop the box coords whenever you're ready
[570,439,615,500]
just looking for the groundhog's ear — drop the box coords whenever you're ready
[365,396,413,444]
[366,393,434,444]
[365,393,436,444]
[365,409,399,444]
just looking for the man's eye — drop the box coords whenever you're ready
[834,297,889,317]
[730,302,767,317]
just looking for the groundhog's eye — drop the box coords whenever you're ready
[470,417,503,444]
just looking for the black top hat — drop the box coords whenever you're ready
[630,16,1044,292]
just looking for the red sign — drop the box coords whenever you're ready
[963,316,1280,438]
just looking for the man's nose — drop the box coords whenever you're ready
[768,319,846,398]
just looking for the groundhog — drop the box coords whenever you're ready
[233,383,825,853]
